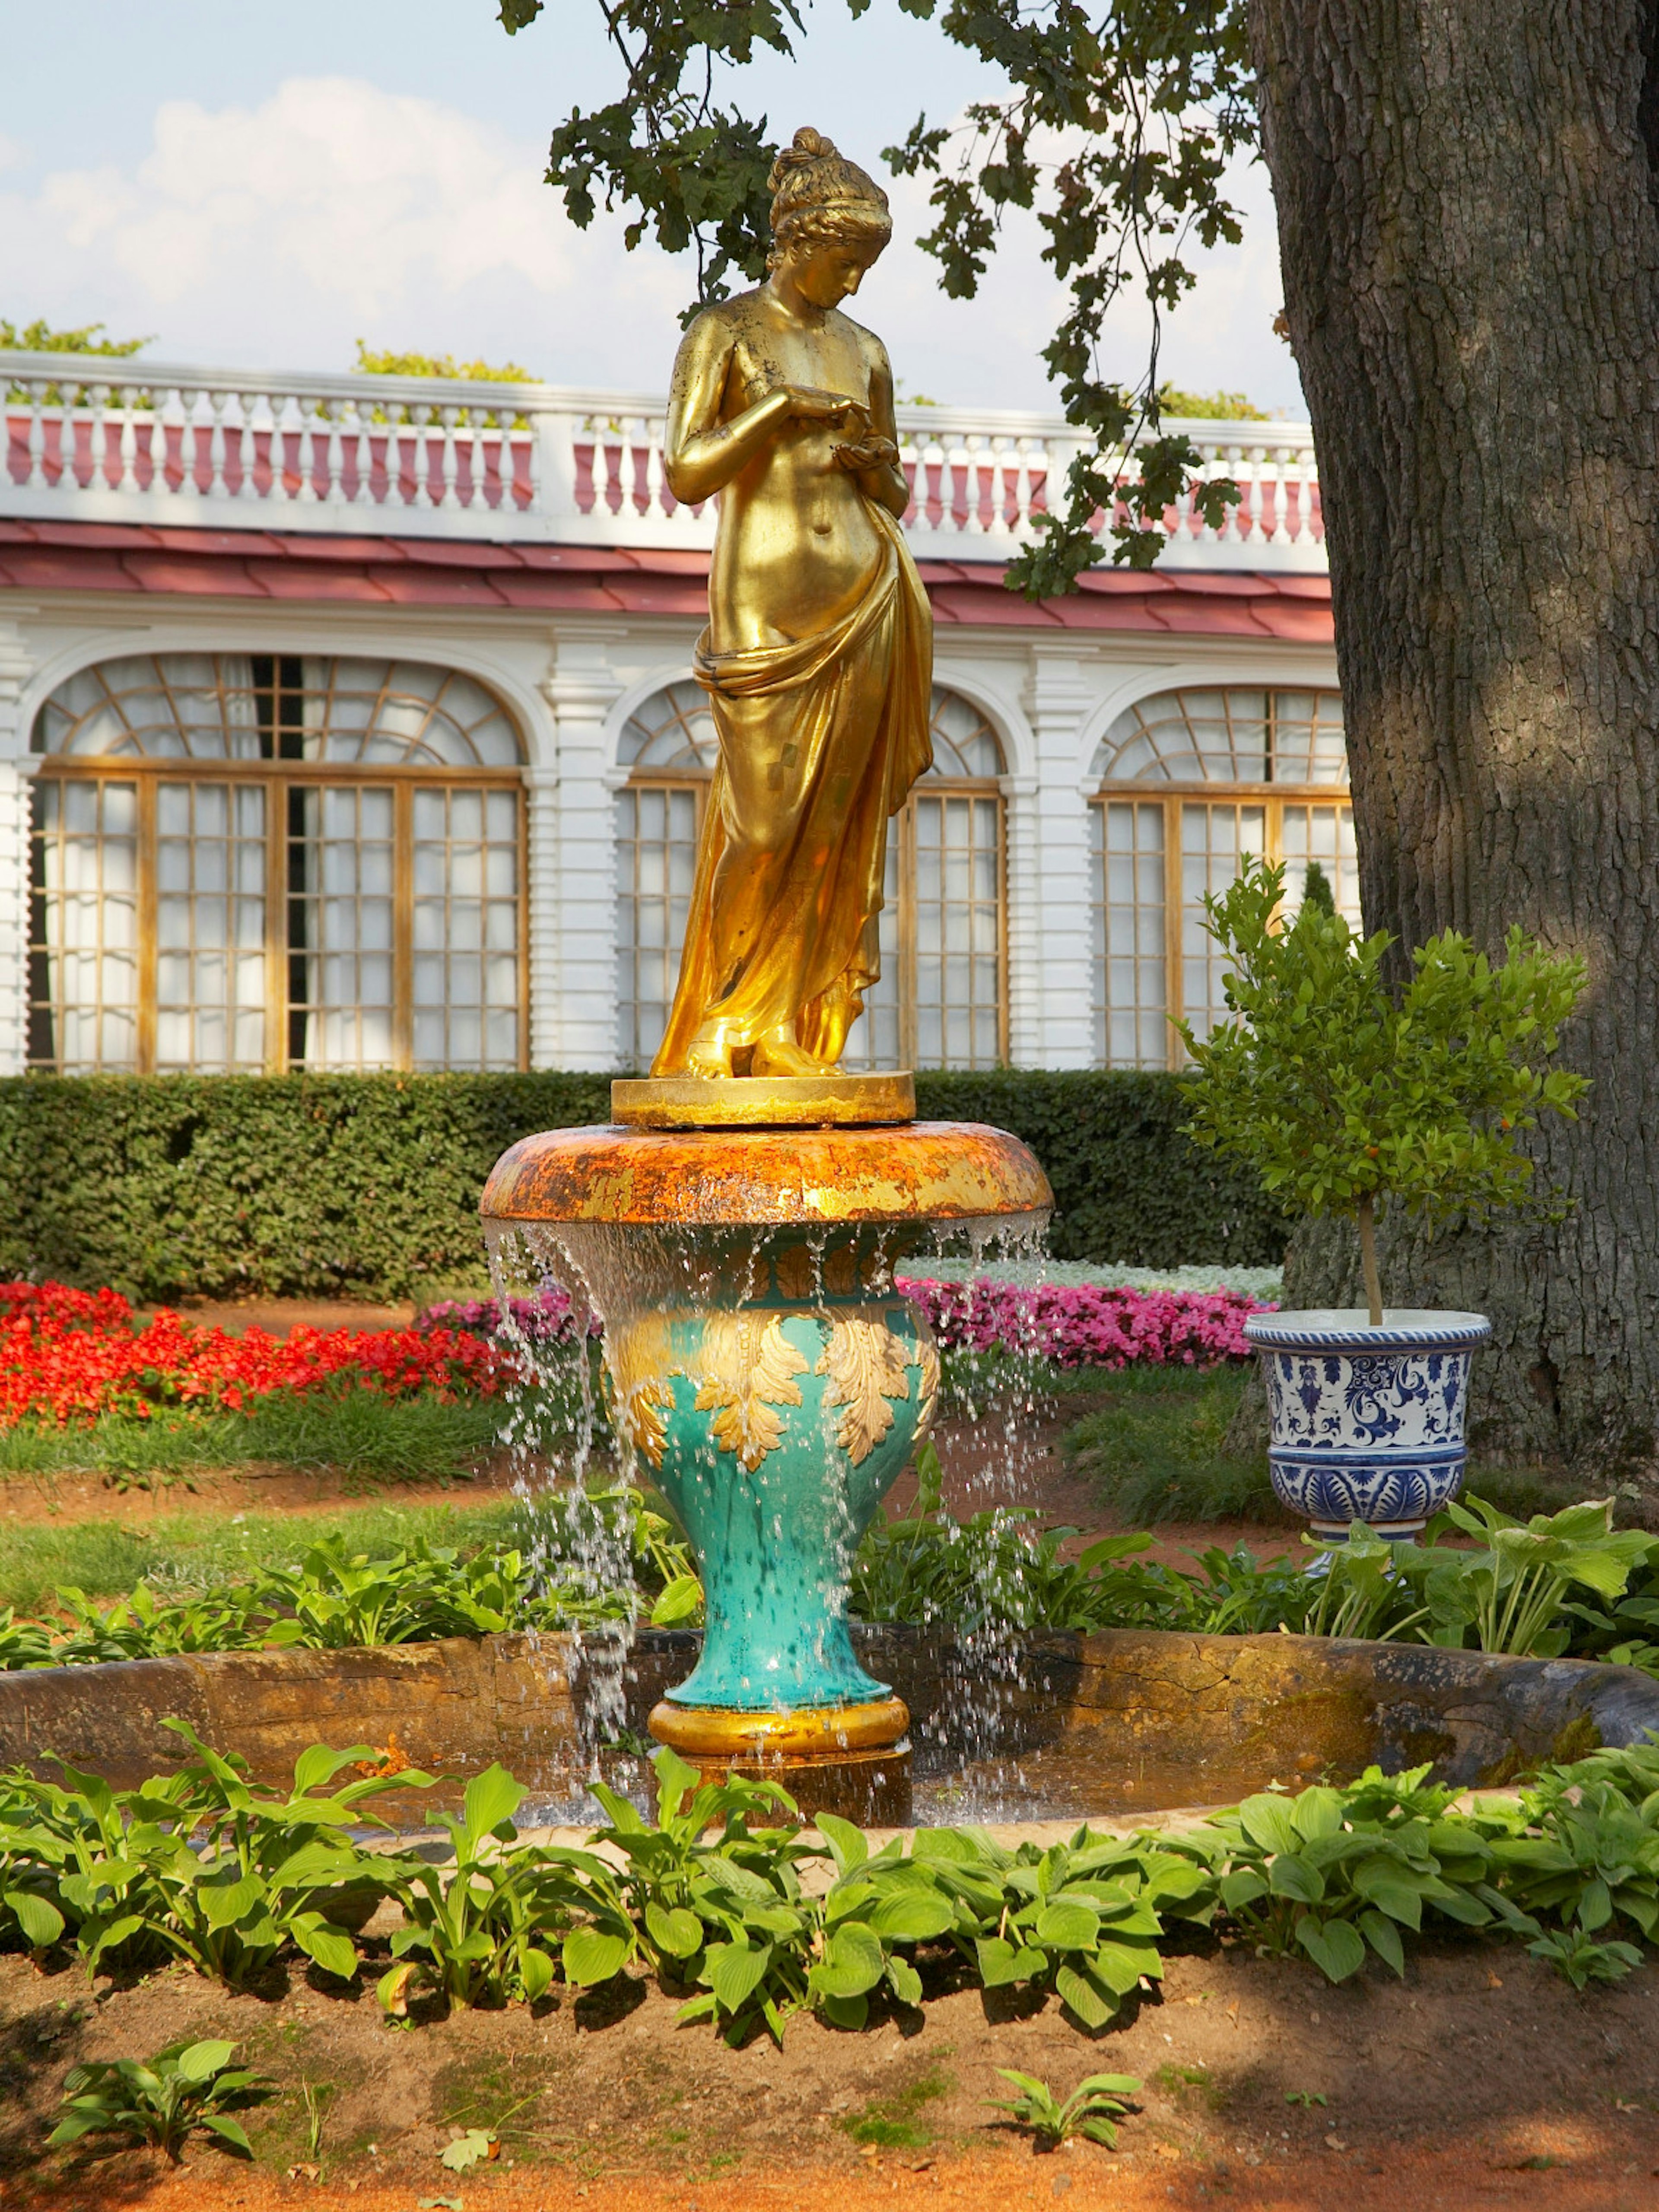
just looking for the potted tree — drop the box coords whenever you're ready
[1180,857,1588,1540]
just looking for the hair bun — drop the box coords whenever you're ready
[767,127,839,191]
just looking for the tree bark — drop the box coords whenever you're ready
[1249,0,1659,1479]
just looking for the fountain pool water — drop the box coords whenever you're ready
[479,1111,1051,1822]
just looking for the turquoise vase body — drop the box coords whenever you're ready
[557,1224,936,1713]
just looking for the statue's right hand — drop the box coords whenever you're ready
[780,385,867,426]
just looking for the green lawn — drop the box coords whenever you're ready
[0,1495,526,1615]
[1061,1362,1280,1523]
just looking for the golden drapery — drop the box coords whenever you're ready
[652,502,933,1073]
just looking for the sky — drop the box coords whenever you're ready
[0,0,1303,416]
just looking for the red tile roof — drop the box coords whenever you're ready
[0,521,1332,642]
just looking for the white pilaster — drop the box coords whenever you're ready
[1002,770,1041,1067]
[1024,649,1099,1068]
[0,626,36,1074]
[538,631,625,1068]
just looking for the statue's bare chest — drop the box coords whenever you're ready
[726,323,870,413]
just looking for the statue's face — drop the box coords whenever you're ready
[785,233,886,308]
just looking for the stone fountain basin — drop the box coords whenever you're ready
[0,1625,1653,1822]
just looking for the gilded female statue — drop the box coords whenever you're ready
[650,127,934,1081]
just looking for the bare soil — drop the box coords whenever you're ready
[4,1935,1657,2212]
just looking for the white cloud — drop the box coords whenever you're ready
[0,77,685,383]
[0,76,1300,414]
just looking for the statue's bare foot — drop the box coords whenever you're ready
[751,1026,831,1079]
[684,1021,737,1078]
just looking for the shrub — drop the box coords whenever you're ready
[0,1071,1281,1303]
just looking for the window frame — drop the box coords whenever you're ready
[1090,686,1353,1072]
[29,719,530,1077]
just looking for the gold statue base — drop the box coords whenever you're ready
[648,1696,912,1825]
[612,1072,915,1131]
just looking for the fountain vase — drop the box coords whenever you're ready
[605,1226,934,1719]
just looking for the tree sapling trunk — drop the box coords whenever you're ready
[1356,1195,1384,1328]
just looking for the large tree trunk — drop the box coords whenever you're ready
[1248,0,1659,1481]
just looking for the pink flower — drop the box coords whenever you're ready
[890,1277,1271,1367]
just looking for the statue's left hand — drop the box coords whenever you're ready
[832,435,901,473]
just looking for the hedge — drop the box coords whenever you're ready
[0,1071,1285,1304]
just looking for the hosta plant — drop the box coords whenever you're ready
[1204,1767,1530,1983]
[22,1725,424,1987]
[379,1763,572,2014]
[1409,1497,1654,1656]
[918,1823,1218,2030]
[48,2038,272,2162]
[987,2068,1141,2149]
[576,1747,816,2045]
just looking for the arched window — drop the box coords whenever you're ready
[29,654,526,1073]
[1089,686,1357,1068]
[614,683,1007,1069]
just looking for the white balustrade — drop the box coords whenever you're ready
[0,352,1323,571]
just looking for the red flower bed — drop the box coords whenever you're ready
[0,1281,513,1429]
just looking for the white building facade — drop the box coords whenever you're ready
[0,353,1343,1079]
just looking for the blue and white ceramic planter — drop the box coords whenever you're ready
[1243,1308,1492,1540]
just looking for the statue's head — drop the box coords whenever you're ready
[767,128,893,302]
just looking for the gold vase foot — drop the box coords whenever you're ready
[648,1696,912,1825]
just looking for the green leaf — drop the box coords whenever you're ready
[198,2115,254,2157]
[1089,1937,1163,1995]
[291,1917,358,1980]
[4,1891,64,1948]
[886,1955,923,2007]
[814,1811,868,1875]
[650,1575,704,1627]
[175,2039,238,2083]
[1297,1915,1367,1983]
[1357,1875,1424,1930]
[1292,1786,1345,1842]
[974,1935,1021,1987]
[1357,1909,1405,1976]
[1239,1794,1301,1856]
[820,1990,869,2031]
[519,1945,555,2003]
[707,1937,771,2014]
[200,1875,265,1929]
[866,1890,955,1942]
[1268,1853,1325,1904]
[644,1901,703,1959]
[292,1743,369,1795]
[1055,1960,1118,2028]
[1033,1899,1101,1948]
[562,1926,630,1986]
[461,1764,522,1844]
[650,1745,702,1814]
[815,1921,885,1999]
[1219,1866,1270,1910]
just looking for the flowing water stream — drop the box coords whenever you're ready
[483,1212,1081,1824]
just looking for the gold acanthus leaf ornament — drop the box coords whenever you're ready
[816,1315,913,1466]
[604,1318,677,1472]
[694,1315,809,1472]
[912,1328,941,1442]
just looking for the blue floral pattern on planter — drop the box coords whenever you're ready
[1244,1310,1491,1539]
